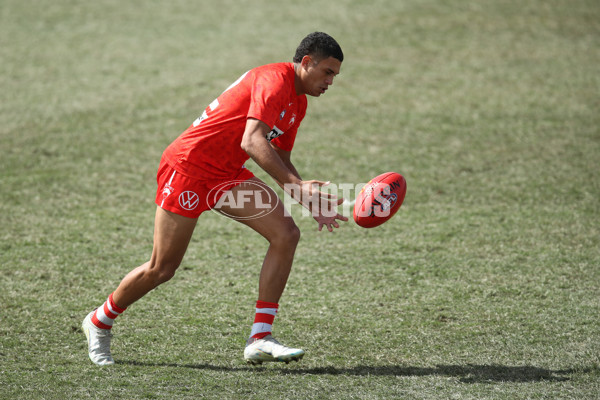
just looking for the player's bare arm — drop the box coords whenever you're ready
[241,118,301,186]
[242,118,347,231]
[270,142,348,231]
[271,143,302,181]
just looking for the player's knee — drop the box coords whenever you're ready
[289,224,301,244]
[156,267,177,285]
[147,260,180,285]
[271,222,301,247]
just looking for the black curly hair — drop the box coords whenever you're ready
[293,32,344,63]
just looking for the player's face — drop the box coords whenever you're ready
[300,56,341,97]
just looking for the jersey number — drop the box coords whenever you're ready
[192,71,249,127]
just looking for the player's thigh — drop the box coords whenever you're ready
[152,206,198,267]
[214,177,298,242]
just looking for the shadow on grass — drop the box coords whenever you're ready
[117,361,585,383]
[284,364,577,383]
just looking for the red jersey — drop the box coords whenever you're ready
[163,62,307,179]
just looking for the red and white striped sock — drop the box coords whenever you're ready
[91,292,127,330]
[250,300,278,340]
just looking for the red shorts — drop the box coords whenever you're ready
[155,157,255,218]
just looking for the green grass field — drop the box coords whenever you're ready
[1,0,599,398]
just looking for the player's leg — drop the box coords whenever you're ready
[112,207,198,307]
[214,177,304,364]
[215,177,300,303]
[83,206,197,365]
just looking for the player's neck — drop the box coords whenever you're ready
[292,62,305,96]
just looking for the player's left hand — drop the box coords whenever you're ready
[313,196,349,232]
[300,181,348,232]
[285,180,348,232]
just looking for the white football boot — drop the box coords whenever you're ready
[244,335,305,365]
[82,311,115,366]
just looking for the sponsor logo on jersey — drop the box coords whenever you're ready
[179,191,200,210]
[266,126,284,141]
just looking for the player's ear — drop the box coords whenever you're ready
[300,55,313,70]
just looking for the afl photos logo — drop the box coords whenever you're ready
[178,191,200,210]
[207,180,279,220]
